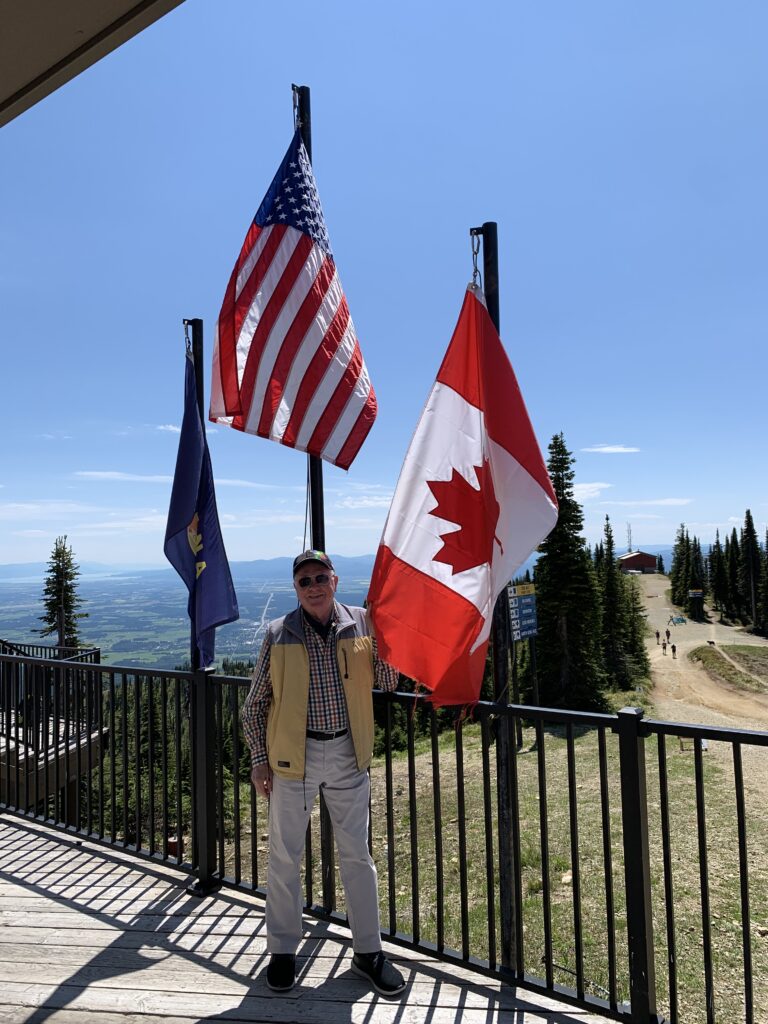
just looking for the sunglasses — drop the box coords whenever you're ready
[296,572,332,589]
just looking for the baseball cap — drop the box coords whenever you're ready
[293,549,334,574]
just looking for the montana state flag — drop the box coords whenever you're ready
[165,350,239,667]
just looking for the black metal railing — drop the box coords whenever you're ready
[0,638,101,663]
[1,648,766,1024]
[0,653,193,860]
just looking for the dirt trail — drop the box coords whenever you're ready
[639,574,768,732]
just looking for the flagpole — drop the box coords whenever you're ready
[182,315,220,897]
[293,84,336,916]
[294,84,326,552]
[476,223,512,710]
[184,317,205,671]
[473,221,520,975]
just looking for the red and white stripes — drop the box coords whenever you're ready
[210,222,377,469]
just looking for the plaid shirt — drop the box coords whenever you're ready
[242,605,399,767]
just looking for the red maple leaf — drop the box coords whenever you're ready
[427,459,503,574]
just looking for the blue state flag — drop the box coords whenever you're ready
[164,351,239,667]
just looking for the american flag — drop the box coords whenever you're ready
[209,129,377,470]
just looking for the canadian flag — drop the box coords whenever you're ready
[368,285,558,705]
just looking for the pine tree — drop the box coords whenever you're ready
[593,540,605,578]
[600,516,630,689]
[709,530,728,619]
[37,535,88,649]
[757,530,768,636]
[623,576,650,679]
[739,509,761,625]
[687,536,706,620]
[727,528,743,620]
[669,524,689,607]
[534,434,606,709]
[684,536,696,614]
[656,553,665,574]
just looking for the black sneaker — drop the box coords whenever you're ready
[351,951,406,997]
[266,953,296,991]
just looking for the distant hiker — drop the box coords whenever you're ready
[671,644,677,659]
[655,630,660,644]
[665,628,671,642]
[668,615,674,626]
[662,640,667,655]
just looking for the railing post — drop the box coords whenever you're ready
[616,707,662,1023]
[187,668,220,896]
[492,593,518,975]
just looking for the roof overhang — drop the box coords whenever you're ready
[0,0,186,129]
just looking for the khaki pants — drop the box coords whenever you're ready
[266,732,381,955]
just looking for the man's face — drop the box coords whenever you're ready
[293,561,338,624]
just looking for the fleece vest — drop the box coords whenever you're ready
[265,603,375,780]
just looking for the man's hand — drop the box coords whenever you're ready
[251,763,272,799]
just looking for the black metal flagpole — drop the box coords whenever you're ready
[293,84,335,916]
[186,317,205,671]
[294,84,326,553]
[183,316,219,897]
[470,222,519,977]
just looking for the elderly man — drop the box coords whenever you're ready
[242,550,405,997]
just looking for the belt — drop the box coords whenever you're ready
[306,728,349,741]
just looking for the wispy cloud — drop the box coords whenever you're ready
[602,498,692,507]
[215,478,278,489]
[75,513,168,533]
[75,470,281,490]
[13,528,48,537]
[0,501,107,520]
[336,494,393,510]
[574,482,613,501]
[76,471,173,483]
[40,432,73,441]
[221,512,305,527]
[157,424,181,434]
[326,514,385,530]
[581,444,640,454]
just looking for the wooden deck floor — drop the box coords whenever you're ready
[0,816,609,1023]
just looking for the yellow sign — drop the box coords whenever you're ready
[509,583,536,597]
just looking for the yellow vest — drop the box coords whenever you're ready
[265,604,375,780]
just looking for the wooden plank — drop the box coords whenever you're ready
[0,869,182,886]
[0,1009,204,1024]
[0,818,608,1023]
[0,892,215,912]
[0,983,600,1023]
[0,911,265,934]
[0,966,528,1015]
[0,960,533,1011]
[0,926,268,954]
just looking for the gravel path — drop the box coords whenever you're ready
[639,573,768,732]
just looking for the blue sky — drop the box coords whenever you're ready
[1,1,767,567]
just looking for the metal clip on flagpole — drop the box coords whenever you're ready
[469,222,520,977]
[470,228,483,290]
[182,316,221,898]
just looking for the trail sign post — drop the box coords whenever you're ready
[508,583,538,641]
